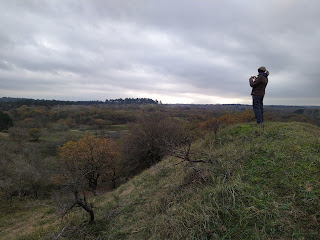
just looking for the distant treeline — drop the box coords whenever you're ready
[105,98,159,105]
[0,97,158,110]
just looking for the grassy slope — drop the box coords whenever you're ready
[0,198,58,240]
[2,122,320,239]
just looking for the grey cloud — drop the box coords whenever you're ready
[0,0,319,104]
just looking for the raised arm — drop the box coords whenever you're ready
[249,75,262,87]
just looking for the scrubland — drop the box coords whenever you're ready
[1,121,319,239]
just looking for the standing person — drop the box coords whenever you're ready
[249,66,269,127]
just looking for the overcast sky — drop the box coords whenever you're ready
[0,0,319,105]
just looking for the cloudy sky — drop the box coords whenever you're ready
[0,0,319,105]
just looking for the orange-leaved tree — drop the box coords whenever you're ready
[59,135,120,192]
[199,117,221,135]
[55,135,121,223]
[234,109,255,123]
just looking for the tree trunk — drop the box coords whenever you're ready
[79,202,95,222]
[74,191,95,223]
[112,170,117,189]
[88,173,99,193]
[88,179,97,191]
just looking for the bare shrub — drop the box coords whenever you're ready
[121,111,187,176]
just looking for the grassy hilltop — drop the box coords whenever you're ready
[1,122,320,239]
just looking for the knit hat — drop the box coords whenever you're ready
[258,66,267,72]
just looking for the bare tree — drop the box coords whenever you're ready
[121,112,189,176]
[167,137,211,166]
[0,141,52,200]
[54,161,95,223]
[163,135,215,185]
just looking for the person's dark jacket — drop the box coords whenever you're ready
[249,72,268,97]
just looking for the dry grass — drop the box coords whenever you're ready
[2,122,319,239]
[0,131,9,138]
[0,199,59,240]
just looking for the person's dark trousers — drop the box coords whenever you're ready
[252,95,264,123]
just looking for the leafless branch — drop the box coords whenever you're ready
[53,224,70,240]
[167,138,211,167]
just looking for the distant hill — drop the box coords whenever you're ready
[2,122,319,239]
